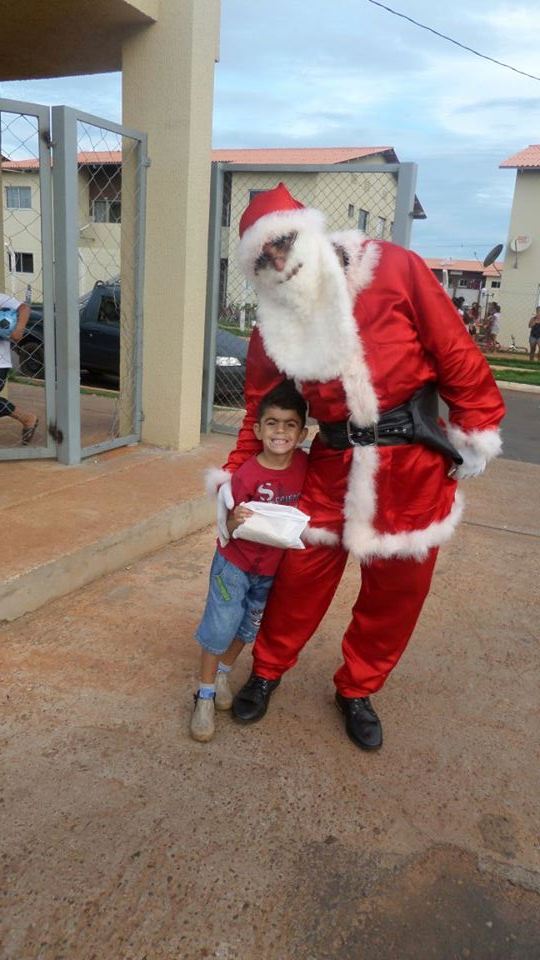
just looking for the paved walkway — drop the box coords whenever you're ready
[1,456,539,959]
[0,435,231,621]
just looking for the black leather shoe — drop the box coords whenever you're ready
[335,692,383,751]
[232,674,281,723]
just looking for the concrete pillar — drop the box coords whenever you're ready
[122,0,220,450]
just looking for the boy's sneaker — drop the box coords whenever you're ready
[215,671,233,711]
[190,693,215,742]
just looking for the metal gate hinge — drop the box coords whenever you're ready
[143,157,151,168]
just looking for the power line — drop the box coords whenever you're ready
[366,0,540,82]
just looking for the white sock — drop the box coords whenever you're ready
[198,683,215,700]
[217,662,232,674]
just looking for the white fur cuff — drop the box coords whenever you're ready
[302,525,341,547]
[446,425,502,461]
[204,467,231,497]
[446,426,502,480]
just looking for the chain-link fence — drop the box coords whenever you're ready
[0,101,55,459]
[203,162,417,434]
[74,116,146,456]
[496,282,540,353]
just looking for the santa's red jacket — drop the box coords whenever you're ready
[219,233,505,563]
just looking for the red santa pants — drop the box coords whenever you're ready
[252,542,438,698]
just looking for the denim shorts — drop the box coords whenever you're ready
[196,551,274,655]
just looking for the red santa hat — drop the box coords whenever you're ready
[239,182,305,237]
[237,181,326,275]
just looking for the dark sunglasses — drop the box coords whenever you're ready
[254,232,298,272]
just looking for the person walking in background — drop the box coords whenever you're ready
[528,306,540,360]
[0,292,39,444]
[468,302,480,337]
[489,302,501,343]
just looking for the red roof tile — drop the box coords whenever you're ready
[500,145,540,169]
[423,257,503,277]
[2,151,121,170]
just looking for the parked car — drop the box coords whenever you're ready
[13,282,248,405]
[214,327,248,405]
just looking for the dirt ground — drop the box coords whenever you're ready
[1,462,539,960]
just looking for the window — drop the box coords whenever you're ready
[91,199,121,223]
[348,204,355,218]
[491,280,501,289]
[458,279,469,288]
[5,185,32,209]
[358,209,368,231]
[8,251,34,273]
[375,217,386,239]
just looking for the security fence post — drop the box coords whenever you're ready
[51,105,81,464]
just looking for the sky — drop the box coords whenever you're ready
[1,0,539,260]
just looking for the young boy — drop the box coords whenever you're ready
[191,380,308,742]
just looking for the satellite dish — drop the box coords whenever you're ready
[483,243,503,268]
[509,235,532,253]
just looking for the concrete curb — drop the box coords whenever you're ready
[1,496,215,623]
[495,381,540,394]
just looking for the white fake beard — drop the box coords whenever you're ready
[254,230,359,383]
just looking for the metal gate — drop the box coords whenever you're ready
[202,160,419,435]
[0,100,147,464]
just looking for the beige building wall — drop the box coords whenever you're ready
[2,169,43,302]
[77,171,120,293]
[498,170,540,345]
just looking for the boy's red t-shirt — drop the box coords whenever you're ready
[218,449,308,576]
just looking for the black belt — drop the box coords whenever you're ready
[318,383,463,465]
[319,414,413,448]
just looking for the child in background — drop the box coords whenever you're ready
[0,292,39,443]
[191,381,308,742]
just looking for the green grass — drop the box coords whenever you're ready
[491,367,540,386]
[487,356,532,370]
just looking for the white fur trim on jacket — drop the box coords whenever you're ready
[342,444,463,560]
[239,208,326,280]
[302,525,341,547]
[204,466,231,497]
[354,492,464,562]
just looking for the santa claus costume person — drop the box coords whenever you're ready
[209,183,505,751]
